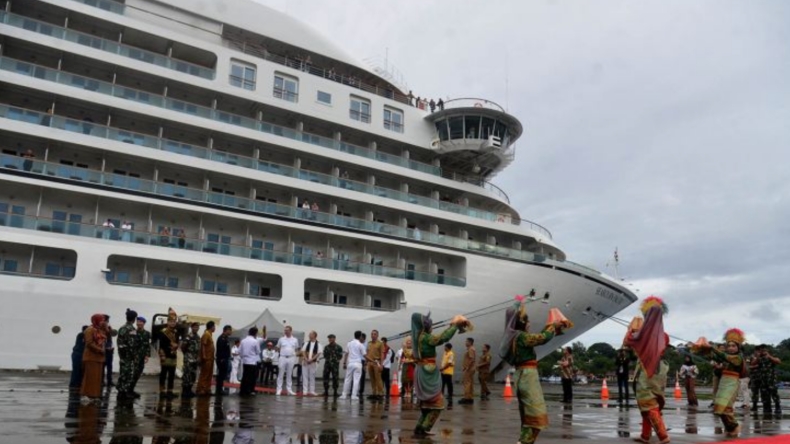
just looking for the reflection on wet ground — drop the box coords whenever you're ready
[3,373,789,443]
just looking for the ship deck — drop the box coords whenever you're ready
[2,372,788,443]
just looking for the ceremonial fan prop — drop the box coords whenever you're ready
[622,316,644,345]
[546,308,573,335]
[450,315,474,333]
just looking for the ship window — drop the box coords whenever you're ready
[349,96,371,123]
[435,119,449,141]
[373,299,382,308]
[465,116,481,139]
[449,116,464,139]
[230,59,256,90]
[273,74,299,102]
[317,91,332,105]
[383,107,404,133]
[333,294,348,305]
[203,280,228,294]
[2,259,18,273]
[250,285,271,298]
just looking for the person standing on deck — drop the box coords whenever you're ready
[181,322,201,398]
[458,337,476,404]
[214,325,232,395]
[477,344,492,400]
[115,309,138,400]
[131,316,150,398]
[196,321,215,396]
[276,326,299,396]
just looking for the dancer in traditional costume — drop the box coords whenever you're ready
[689,328,746,437]
[500,297,571,444]
[625,296,671,444]
[411,312,469,438]
[400,336,416,399]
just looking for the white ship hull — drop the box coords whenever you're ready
[0,227,635,371]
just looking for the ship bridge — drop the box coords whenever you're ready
[428,98,523,178]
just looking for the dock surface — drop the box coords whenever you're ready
[1,373,787,443]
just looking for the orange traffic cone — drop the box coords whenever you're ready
[601,378,610,399]
[674,380,682,399]
[390,378,400,397]
[503,374,514,398]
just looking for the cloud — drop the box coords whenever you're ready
[255,0,790,345]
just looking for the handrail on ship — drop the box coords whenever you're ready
[437,98,507,113]
[0,56,552,238]
[0,206,467,287]
[0,150,552,265]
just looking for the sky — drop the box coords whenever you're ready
[255,0,790,347]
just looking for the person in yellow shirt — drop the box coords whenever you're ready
[441,343,455,402]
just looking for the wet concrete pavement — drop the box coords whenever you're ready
[1,372,788,443]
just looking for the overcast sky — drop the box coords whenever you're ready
[256,0,790,347]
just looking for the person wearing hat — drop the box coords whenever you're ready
[132,316,150,398]
[690,328,747,437]
[116,308,139,399]
[322,334,343,397]
[181,322,201,398]
[499,296,565,444]
[81,314,108,401]
[626,296,670,444]
[411,312,469,438]
[157,308,180,398]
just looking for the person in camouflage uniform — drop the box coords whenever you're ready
[181,322,201,398]
[116,309,139,400]
[752,344,782,415]
[322,334,343,397]
[132,316,151,398]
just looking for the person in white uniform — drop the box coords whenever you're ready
[230,339,241,384]
[339,330,365,400]
[301,330,323,396]
[276,325,299,395]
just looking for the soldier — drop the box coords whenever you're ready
[477,343,492,400]
[322,334,343,397]
[181,322,201,398]
[132,316,151,398]
[116,308,139,399]
[753,344,782,415]
[458,337,476,404]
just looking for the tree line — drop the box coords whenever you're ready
[537,339,790,383]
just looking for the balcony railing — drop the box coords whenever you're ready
[0,149,548,266]
[0,208,466,287]
[0,58,554,235]
[0,10,214,79]
[70,0,126,14]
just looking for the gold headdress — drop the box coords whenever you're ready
[723,328,745,345]
[167,307,178,321]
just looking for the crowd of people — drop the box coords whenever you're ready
[69,298,784,444]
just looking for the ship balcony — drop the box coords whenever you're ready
[428,98,523,177]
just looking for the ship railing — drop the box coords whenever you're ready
[0,150,548,266]
[436,98,507,113]
[70,0,126,14]
[304,300,397,312]
[105,280,283,301]
[0,268,73,281]
[0,10,214,79]
[0,208,467,287]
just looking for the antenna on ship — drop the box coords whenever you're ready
[605,247,620,280]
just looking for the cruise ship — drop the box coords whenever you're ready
[0,0,637,371]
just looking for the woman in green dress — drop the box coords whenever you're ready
[689,329,745,437]
[499,297,567,444]
[411,312,468,438]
